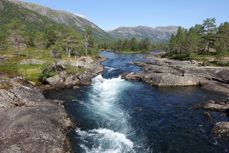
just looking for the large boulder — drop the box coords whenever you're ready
[64,75,79,86]
[45,75,62,86]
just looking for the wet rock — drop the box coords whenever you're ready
[73,86,79,89]
[196,100,229,112]
[212,122,229,138]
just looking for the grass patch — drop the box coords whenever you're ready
[0,62,19,77]
[18,64,44,83]
[65,65,86,75]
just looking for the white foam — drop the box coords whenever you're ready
[105,66,117,72]
[90,74,130,111]
[91,128,134,148]
[75,75,136,153]
[75,128,135,153]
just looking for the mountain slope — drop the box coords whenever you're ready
[1,0,177,43]
[0,0,56,31]
[3,0,112,42]
[109,26,178,42]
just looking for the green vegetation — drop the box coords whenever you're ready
[99,37,164,53]
[166,18,229,65]
[18,64,43,82]
[65,65,86,75]
[0,9,97,83]
[38,63,58,82]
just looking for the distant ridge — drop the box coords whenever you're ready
[108,26,178,42]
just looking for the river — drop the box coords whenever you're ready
[45,51,229,153]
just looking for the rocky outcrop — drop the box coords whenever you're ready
[122,56,229,95]
[0,78,74,153]
[42,57,103,90]
[123,72,202,87]
[194,98,229,136]
[195,100,229,113]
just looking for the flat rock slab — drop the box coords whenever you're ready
[0,103,72,153]
[216,70,229,83]
[0,78,73,153]
[123,72,201,87]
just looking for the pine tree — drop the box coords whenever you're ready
[34,32,47,49]
[202,18,217,53]
[186,25,202,53]
[7,18,25,57]
[60,28,81,63]
[84,27,95,56]
[176,27,186,55]
[130,37,138,51]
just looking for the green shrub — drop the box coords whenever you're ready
[39,63,58,81]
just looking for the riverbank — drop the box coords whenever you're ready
[122,55,229,95]
[0,56,104,153]
[122,55,229,139]
[38,56,104,92]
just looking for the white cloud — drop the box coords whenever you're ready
[73,13,86,19]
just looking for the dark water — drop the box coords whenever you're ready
[45,51,229,153]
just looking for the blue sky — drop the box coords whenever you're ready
[22,0,229,30]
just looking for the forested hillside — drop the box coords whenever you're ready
[0,0,99,83]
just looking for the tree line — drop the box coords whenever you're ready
[168,18,229,60]
[99,37,164,52]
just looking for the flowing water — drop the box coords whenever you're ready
[45,51,229,153]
